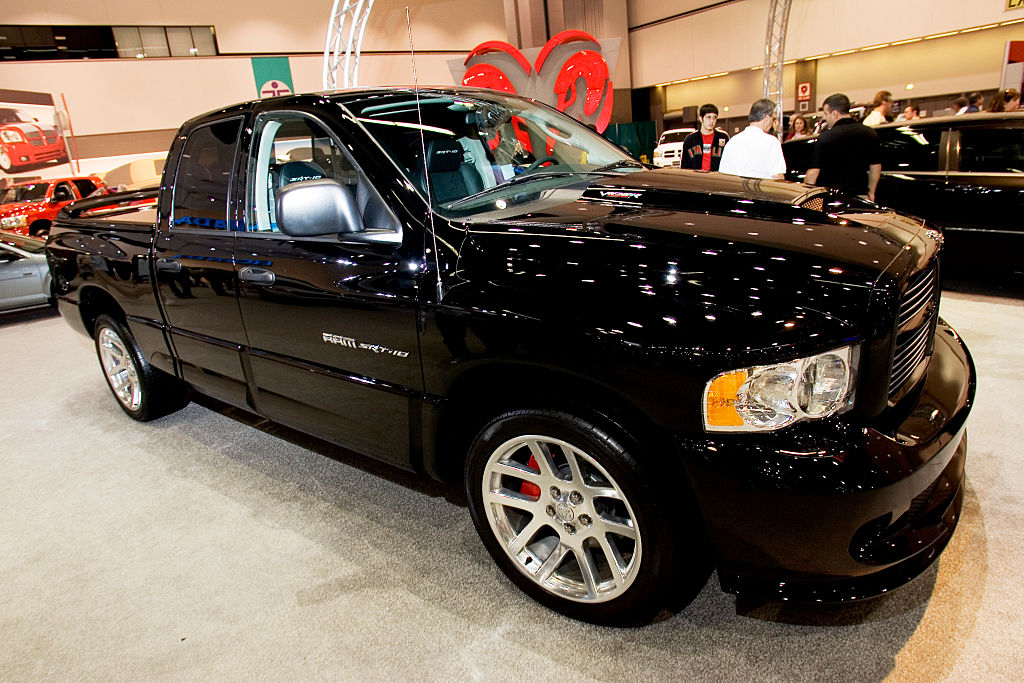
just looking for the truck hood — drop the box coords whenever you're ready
[450,169,938,365]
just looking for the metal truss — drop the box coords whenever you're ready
[322,0,376,90]
[763,0,793,138]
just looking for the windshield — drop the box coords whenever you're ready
[659,130,695,145]
[0,108,35,125]
[1,183,48,203]
[343,91,640,216]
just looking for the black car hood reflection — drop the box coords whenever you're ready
[452,169,935,365]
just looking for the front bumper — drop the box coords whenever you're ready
[679,319,974,602]
[3,140,65,165]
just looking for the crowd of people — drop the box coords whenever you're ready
[674,84,1021,195]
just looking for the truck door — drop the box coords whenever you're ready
[234,109,423,467]
[153,116,251,407]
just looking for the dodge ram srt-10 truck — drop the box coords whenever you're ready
[46,87,974,625]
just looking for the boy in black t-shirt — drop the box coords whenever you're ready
[682,103,730,171]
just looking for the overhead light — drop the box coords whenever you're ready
[1001,18,1024,26]
[723,106,730,112]
[804,54,829,61]
[923,31,958,40]
[891,37,922,45]
[860,43,890,51]
[691,75,709,81]
[782,59,797,65]
[905,83,915,90]
[831,49,856,56]
[708,72,728,78]
[750,65,763,70]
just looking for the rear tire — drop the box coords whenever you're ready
[465,408,711,625]
[93,314,188,421]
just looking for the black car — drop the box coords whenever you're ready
[46,88,974,625]
[783,112,1024,282]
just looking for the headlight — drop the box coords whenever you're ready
[0,215,28,228]
[703,345,859,432]
[1,129,25,144]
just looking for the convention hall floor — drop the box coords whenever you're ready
[1,290,1022,680]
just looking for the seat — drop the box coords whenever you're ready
[420,138,483,203]
[275,160,326,191]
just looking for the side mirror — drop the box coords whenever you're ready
[0,251,17,262]
[276,178,364,237]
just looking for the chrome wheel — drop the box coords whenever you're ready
[481,435,642,603]
[98,326,142,411]
[0,149,12,172]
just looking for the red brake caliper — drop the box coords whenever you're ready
[521,455,542,498]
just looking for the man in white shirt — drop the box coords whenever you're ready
[718,99,786,180]
[862,90,892,127]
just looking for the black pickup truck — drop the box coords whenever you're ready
[46,87,974,625]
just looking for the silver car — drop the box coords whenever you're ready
[0,232,52,312]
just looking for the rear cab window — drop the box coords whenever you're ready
[877,125,942,172]
[171,118,243,230]
[958,128,1024,173]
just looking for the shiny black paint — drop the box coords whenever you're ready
[46,89,976,605]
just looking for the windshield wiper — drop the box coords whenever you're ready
[444,171,583,209]
[591,160,646,172]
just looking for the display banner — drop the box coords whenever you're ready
[448,31,619,133]
[251,57,294,98]
[0,89,70,179]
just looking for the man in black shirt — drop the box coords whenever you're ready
[804,93,881,201]
[681,103,729,171]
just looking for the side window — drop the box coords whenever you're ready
[247,112,399,238]
[959,128,1024,173]
[52,182,75,202]
[172,118,242,229]
[71,179,99,197]
[878,127,941,172]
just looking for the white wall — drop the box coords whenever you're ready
[0,0,505,139]
[4,0,507,53]
[630,0,1024,87]
[0,53,463,140]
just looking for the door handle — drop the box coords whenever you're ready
[156,257,182,273]
[239,266,276,285]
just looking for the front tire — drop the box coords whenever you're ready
[0,148,14,173]
[94,314,188,421]
[465,408,709,625]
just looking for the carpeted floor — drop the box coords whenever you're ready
[1,291,1022,681]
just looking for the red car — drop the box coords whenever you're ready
[0,176,105,236]
[0,108,68,173]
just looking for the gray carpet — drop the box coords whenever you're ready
[1,291,1022,681]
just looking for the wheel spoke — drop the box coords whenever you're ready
[507,517,546,555]
[536,541,568,582]
[561,444,585,485]
[526,440,559,480]
[491,460,542,484]
[578,546,600,599]
[597,534,628,582]
[586,485,621,501]
[598,515,636,540]
[486,488,538,513]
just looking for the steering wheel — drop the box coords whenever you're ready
[525,156,560,172]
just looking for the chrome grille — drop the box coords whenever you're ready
[889,265,938,396]
[802,196,824,212]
